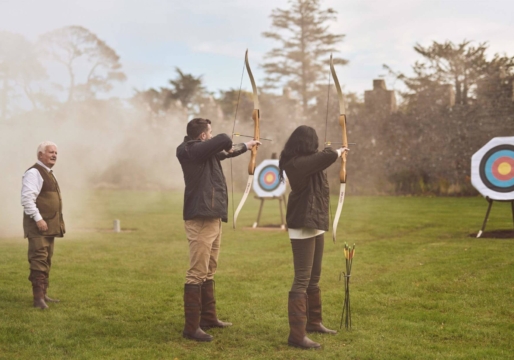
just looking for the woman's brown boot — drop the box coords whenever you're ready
[287,291,321,349]
[306,287,337,334]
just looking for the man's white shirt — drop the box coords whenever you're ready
[21,160,53,223]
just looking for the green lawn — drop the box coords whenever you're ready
[1,191,513,359]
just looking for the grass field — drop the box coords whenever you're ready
[1,191,513,360]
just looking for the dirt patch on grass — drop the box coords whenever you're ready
[471,229,514,239]
[74,228,137,233]
[243,224,287,231]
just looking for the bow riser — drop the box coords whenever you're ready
[248,109,260,175]
[339,114,348,183]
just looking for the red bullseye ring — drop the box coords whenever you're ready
[492,156,514,181]
[264,172,276,185]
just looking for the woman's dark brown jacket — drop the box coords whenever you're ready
[283,148,339,230]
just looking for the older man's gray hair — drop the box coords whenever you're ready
[37,141,58,157]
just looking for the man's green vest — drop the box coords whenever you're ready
[23,163,65,238]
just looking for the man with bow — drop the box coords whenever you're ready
[176,118,260,342]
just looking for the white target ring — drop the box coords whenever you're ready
[471,136,514,200]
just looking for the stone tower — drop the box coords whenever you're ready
[364,79,397,114]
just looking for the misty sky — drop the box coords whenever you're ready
[1,0,513,99]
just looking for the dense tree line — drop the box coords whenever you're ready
[366,40,514,195]
[1,0,513,194]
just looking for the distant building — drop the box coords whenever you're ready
[410,83,455,111]
[364,79,397,114]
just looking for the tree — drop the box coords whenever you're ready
[216,89,254,121]
[133,68,208,118]
[38,26,126,102]
[385,40,514,109]
[132,88,167,115]
[0,31,47,118]
[383,61,446,112]
[164,67,204,114]
[262,0,347,114]
[476,53,514,107]
[413,40,488,105]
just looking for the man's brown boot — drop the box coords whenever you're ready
[183,284,213,342]
[306,287,337,334]
[43,277,60,303]
[30,270,48,310]
[287,291,321,349]
[200,280,232,329]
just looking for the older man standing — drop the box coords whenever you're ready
[21,141,65,309]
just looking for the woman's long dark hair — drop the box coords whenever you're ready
[278,125,319,182]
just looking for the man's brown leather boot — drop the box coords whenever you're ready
[30,270,48,310]
[183,284,213,342]
[200,280,232,329]
[43,277,60,303]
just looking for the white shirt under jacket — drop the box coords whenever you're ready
[288,147,344,240]
[21,160,53,223]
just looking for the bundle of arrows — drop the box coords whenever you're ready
[340,243,355,329]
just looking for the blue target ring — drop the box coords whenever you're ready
[258,165,281,191]
[479,145,514,193]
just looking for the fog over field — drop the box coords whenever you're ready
[0,106,187,237]
[1,0,513,237]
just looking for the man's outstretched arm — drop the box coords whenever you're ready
[188,134,233,161]
[216,140,261,161]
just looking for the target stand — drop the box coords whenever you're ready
[471,137,514,238]
[252,195,287,230]
[250,159,288,230]
[477,197,514,238]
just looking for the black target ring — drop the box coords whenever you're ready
[479,144,514,193]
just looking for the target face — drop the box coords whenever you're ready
[472,137,514,200]
[259,165,280,191]
[253,159,287,197]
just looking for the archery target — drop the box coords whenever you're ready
[471,137,514,200]
[253,159,287,197]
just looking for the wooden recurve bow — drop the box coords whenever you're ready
[330,54,348,243]
[233,49,260,228]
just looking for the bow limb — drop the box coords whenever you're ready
[233,49,260,228]
[330,54,348,243]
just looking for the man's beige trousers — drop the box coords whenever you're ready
[184,218,221,284]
